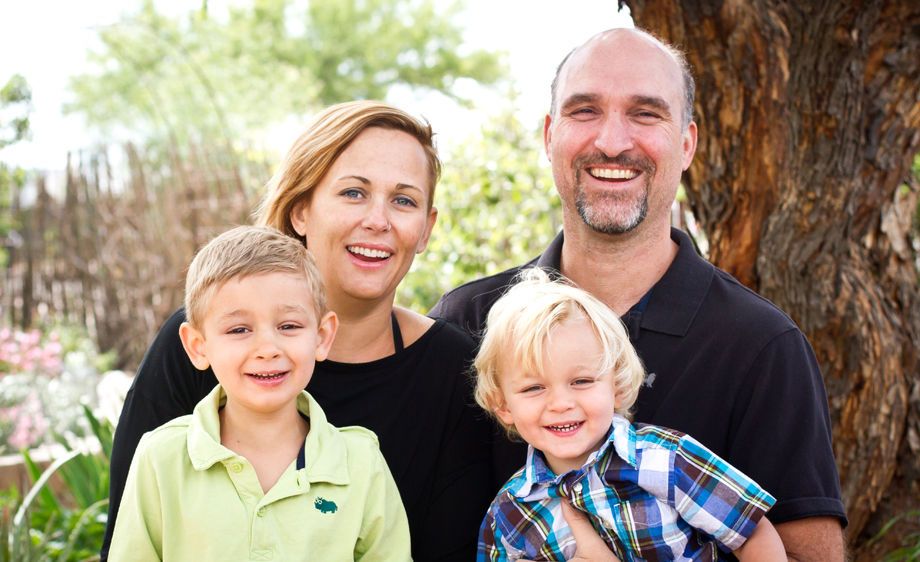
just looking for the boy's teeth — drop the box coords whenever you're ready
[588,168,638,180]
[249,372,285,379]
[548,422,581,431]
[347,246,392,258]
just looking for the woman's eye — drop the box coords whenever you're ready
[341,188,364,199]
[394,195,417,207]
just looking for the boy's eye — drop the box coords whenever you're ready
[573,378,596,386]
[226,326,249,335]
[520,385,544,394]
[279,323,302,331]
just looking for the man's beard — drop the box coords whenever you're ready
[572,154,654,235]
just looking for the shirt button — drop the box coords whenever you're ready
[230,463,243,473]
[257,507,266,517]
[573,482,583,493]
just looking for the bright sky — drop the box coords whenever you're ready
[0,0,631,171]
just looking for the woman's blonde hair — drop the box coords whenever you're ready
[473,268,646,434]
[255,100,440,240]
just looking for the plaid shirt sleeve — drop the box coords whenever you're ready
[477,503,509,562]
[672,434,776,551]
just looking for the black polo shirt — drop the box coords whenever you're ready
[430,228,846,526]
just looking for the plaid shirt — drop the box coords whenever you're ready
[478,415,775,561]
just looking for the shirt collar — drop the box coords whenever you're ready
[540,228,713,337]
[510,414,638,498]
[186,385,350,485]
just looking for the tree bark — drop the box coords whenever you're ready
[624,0,920,551]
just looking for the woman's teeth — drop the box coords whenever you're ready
[347,246,392,259]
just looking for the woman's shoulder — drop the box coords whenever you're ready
[394,306,475,351]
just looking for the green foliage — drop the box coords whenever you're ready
[67,0,504,145]
[865,509,920,562]
[2,406,112,561]
[398,109,561,311]
[0,164,26,269]
[0,74,32,149]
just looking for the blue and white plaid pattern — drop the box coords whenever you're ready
[478,415,775,561]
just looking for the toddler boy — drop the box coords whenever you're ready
[474,268,785,561]
[110,226,410,561]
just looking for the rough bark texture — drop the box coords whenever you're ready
[624,0,920,554]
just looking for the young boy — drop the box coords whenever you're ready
[109,226,410,561]
[474,268,786,561]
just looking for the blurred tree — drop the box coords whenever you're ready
[66,0,504,145]
[399,108,561,311]
[626,0,920,554]
[0,74,32,148]
[0,74,31,270]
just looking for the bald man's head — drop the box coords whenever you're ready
[550,28,696,130]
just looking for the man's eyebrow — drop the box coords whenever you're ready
[632,95,673,117]
[559,93,600,112]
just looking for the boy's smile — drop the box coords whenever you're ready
[180,272,336,419]
[495,315,619,475]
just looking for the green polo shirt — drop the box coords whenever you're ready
[110,385,410,561]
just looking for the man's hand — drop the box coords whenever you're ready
[561,502,620,562]
[520,502,620,562]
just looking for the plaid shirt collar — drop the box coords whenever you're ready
[511,414,636,499]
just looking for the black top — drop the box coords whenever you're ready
[103,313,494,562]
[430,228,848,527]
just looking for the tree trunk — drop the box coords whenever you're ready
[624,0,920,552]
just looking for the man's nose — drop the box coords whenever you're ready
[593,113,635,157]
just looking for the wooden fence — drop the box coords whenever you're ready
[1,144,271,369]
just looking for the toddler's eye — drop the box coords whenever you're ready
[520,385,543,394]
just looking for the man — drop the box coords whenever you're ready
[431,28,847,561]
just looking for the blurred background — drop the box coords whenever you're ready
[0,1,918,560]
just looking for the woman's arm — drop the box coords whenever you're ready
[101,308,217,560]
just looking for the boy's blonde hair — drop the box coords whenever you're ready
[184,226,326,329]
[474,268,645,434]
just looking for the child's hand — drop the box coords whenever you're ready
[518,502,621,562]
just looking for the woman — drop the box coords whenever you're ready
[103,101,495,561]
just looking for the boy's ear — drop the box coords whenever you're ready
[494,402,515,428]
[314,311,338,362]
[179,322,211,371]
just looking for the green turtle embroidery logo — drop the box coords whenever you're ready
[314,497,338,514]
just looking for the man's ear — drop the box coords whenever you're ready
[179,322,210,371]
[314,311,338,362]
[543,113,554,161]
